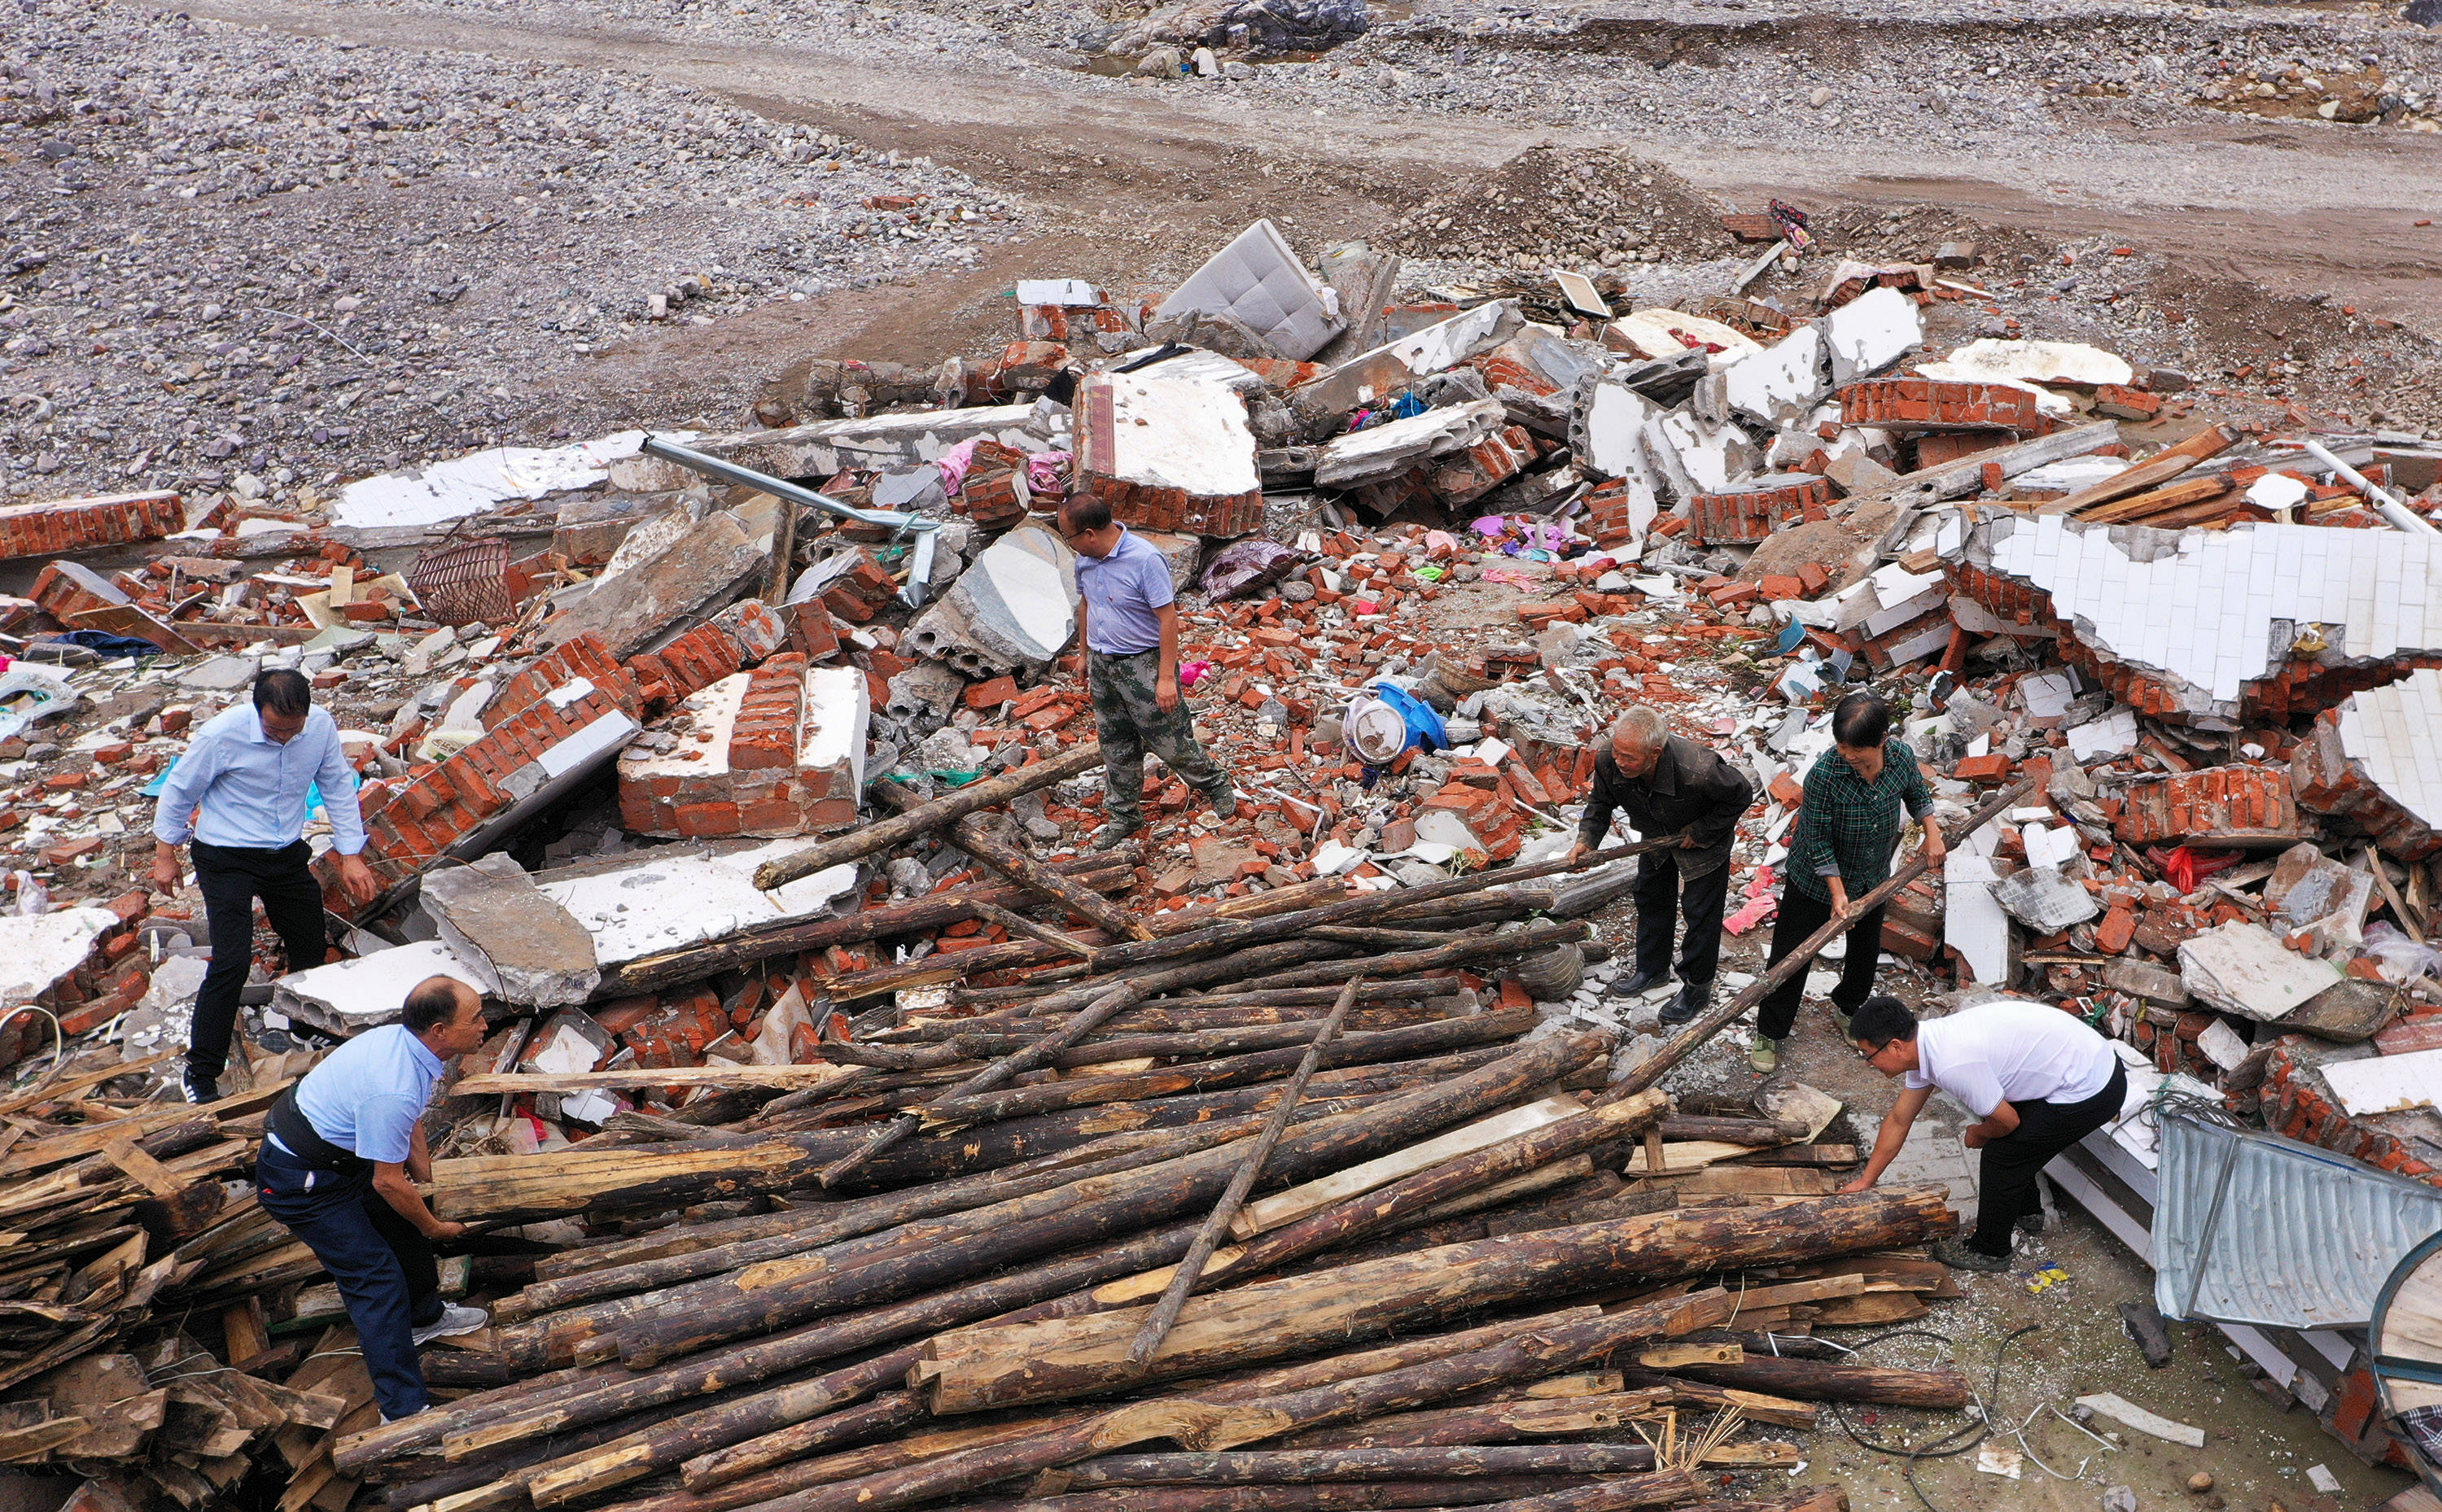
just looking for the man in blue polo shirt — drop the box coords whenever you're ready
[1058,496,1235,848]
[153,668,382,1104]
[257,976,491,1422]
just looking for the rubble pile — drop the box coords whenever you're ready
[7,162,2442,1505]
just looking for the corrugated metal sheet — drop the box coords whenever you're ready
[2153,1109,2442,1331]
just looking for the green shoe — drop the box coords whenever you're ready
[1206,789,1237,820]
[1748,1037,1780,1073]
[1090,823,1140,851]
[1833,1010,1853,1041]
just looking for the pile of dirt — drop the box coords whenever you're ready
[1377,146,1726,269]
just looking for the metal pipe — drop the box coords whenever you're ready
[2303,439,2438,536]
[639,433,943,609]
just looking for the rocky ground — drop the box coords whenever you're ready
[8,0,2442,518]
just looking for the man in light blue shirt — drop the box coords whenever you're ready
[1058,496,1233,848]
[258,976,490,1422]
[151,669,379,1103]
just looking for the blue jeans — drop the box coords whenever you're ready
[256,1146,443,1419]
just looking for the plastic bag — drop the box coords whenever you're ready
[0,664,78,745]
[2358,921,2442,984]
[9,871,49,917]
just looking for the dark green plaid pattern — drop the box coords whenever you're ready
[1787,738,1934,902]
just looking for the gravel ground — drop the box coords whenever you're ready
[10,0,2442,505]
[0,1,1023,509]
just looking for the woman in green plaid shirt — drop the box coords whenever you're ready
[1751,693,1946,1073]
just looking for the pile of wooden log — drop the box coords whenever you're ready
[312,1007,1967,1512]
[0,1047,409,1510]
[2,776,2028,1512]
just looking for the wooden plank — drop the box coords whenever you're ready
[449,1064,862,1096]
[63,604,201,654]
[0,1051,175,1118]
[1233,1096,1586,1237]
[1622,1140,1750,1175]
[101,1133,190,1199]
[2038,424,2241,516]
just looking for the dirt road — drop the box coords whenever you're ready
[188,0,2442,388]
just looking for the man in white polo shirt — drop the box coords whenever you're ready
[1839,994,2128,1272]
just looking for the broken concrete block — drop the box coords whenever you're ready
[1722,326,1828,429]
[1295,299,1525,421]
[1991,865,2100,932]
[1652,409,1760,496]
[544,509,769,660]
[904,524,1079,677]
[418,853,601,1009]
[1153,218,1345,361]
[1607,308,1761,371]
[1315,399,1508,487]
[885,661,969,728]
[2291,669,2442,861]
[1569,374,1659,486]
[276,941,492,1038]
[1073,374,1263,536]
[1824,286,1922,384]
[2105,955,2190,1008]
[1470,325,1606,436]
[616,405,1057,487]
[618,659,868,840]
[539,842,858,969]
[1823,448,1901,496]
[2177,922,2344,1021]
[1944,849,2013,985]
[1919,338,2134,391]
[1955,513,2442,725]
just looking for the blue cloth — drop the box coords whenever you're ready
[284,1024,444,1165]
[256,1146,442,1419]
[151,702,367,855]
[1074,527,1174,655]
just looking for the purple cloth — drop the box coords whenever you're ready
[1074,527,1174,654]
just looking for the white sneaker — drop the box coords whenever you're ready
[412,1303,489,1345]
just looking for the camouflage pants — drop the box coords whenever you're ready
[1090,649,1230,831]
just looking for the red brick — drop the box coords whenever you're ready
[1954,754,2012,782]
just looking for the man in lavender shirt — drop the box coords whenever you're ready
[1058,496,1235,848]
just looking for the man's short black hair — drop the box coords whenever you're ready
[1851,994,1918,1047]
[1059,496,1114,534]
[403,977,475,1036]
[1831,691,1892,749]
[253,668,313,719]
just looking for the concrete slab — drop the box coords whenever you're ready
[2177,922,2344,1021]
[1314,400,1507,487]
[1723,326,1829,428]
[1825,286,1924,384]
[905,525,1080,677]
[613,406,1055,487]
[418,852,602,1009]
[0,907,119,1011]
[545,509,768,660]
[1074,374,1263,535]
[535,844,858,968]
[276,941,490,1038]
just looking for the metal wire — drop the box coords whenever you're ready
[1824,1323,2042,1512]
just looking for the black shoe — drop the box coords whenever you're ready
[181,1068,219,1106]
[1657,980,1712,1026]
[1930,1237,2012,1273]
[2016,1210,2046,1235]
[1607,969,1669,999]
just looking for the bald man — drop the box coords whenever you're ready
[1569,708,1754,1024]
[256,977,492,1422]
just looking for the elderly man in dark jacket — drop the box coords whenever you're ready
[1569,706,1754,1024]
